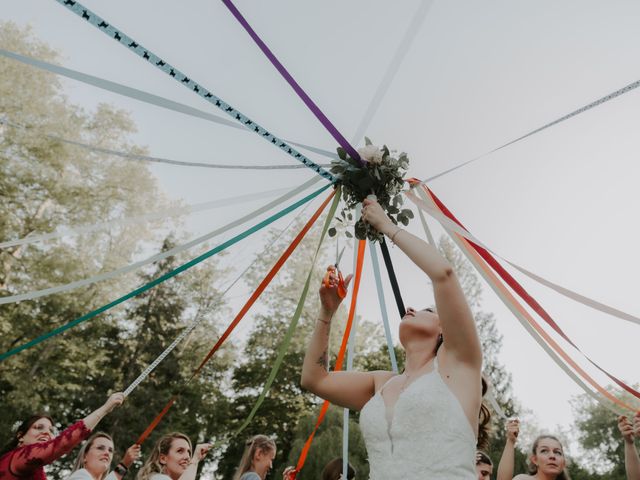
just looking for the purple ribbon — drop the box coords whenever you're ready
[222,0,364,165]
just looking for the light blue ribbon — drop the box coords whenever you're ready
[54,0,335,181]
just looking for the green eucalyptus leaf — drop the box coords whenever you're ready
[328,227,337,237]
[364,136,373,146]
[337,147,347,160]
[401,209,414,219]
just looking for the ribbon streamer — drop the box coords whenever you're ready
[369,243,399,373]
[405,189,640,328]
[350,0,434,145]
[0,50,338,161]
[0,183,330,362]
[222,0,362,164]
[379,239,406,318]
[448,227,631,415]
[421,78,640,184]
[342,222,363,480]
[54,0,335,181]
[425,186,640,401]
[0,116,335,170]
[0,186,291,249]
[292,240,367,479]
[485,391,509,421]
[123,198,311,396]
[416,187,636,413]
[0,177,321,304]
[135,189,336,444]
[233,187,340,435]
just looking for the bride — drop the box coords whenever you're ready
[301,198,488,479]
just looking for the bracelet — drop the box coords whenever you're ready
[114,463,128,477]
[389,227,403,244]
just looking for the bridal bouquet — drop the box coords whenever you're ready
[329,138,413,242]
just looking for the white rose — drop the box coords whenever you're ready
[357,145,383,164]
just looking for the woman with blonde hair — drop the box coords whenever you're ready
[136,433,210,480]
[67,432,140,480]
[301,198,487,479]
[232,435,276,480]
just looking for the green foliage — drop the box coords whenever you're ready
[569,387,640,479]
[215,221,386,478]
[284,406,370,479]
[0,22,234,479]
[329,140,411,242]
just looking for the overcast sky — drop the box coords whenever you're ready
[3,0,640,451]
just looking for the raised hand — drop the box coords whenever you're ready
[506,418,520,444]
[122,444,141,467]
[319,265,352,314]
[103,392,125,413]
[362,197,393,233]
[193,443,211,462]
[620,415,635,443]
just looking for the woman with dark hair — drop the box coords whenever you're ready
[0,392,124,480]
[67,432,140,480]
[136,433,209,480]
[232,435,276,480]
[475,451,493,480]
[497,419,571,480]
[301,198,487,479]
[320,457,355,480]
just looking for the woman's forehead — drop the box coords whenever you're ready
[538,438,562,449]
[94,437,113,446]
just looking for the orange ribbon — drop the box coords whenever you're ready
[291,239,367,479]
[136,189,336,445]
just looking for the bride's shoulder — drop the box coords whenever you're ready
[371,370,397,391]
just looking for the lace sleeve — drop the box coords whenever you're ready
[10,420,91,476]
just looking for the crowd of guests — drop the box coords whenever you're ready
[2,198,638,479]
[0,391,355,480]
[2,392,639,479]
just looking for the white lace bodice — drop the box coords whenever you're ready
[359,358,477,479]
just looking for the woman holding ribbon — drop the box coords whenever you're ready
[67,432,141,480]
[0,392,124,480]
[497,418,571,480]
[301,197,488,479]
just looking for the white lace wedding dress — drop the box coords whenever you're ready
[359,357,476,479]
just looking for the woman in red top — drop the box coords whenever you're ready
[0,392,125,480]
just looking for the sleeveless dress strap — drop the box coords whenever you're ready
[378,374,399,394]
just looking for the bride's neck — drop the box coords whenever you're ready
[403,348,435,375]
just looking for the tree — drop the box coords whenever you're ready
[568,387,640,479]
[216,223,386,479]
[0,23,236,479]
[285,405,370,479]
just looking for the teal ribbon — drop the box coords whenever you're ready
[0,184,331,362]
